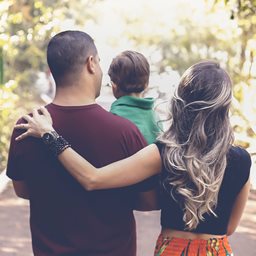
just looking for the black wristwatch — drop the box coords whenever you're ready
[42,131,59,145]
[41,130,71,156]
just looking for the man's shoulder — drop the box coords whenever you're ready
[110,113,138,129]
[45,103,146,146]
[98,106,141,132]
[95,106,147,146]
[11,116,30,139]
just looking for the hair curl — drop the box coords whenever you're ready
[158,60,234,230]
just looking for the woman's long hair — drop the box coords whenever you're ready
[158,60,234,230]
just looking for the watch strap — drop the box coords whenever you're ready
[49,135,71,156]
[42,131,71,156]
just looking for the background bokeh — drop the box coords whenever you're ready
[0,0,255,186]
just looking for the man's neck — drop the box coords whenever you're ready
[52,87,96,106]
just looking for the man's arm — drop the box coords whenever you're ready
[12,180,30,200]
[7,118,30,200]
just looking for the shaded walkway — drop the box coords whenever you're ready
[0,183,32,256]
[0,183,255,256]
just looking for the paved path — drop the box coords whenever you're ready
[0,183,32,256]
[0,183,255,256]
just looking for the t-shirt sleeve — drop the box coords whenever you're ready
[122,125,159,192]
[155,141,164,153]
[237,147,252,189]
[6,118,27,181]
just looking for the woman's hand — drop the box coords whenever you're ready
[15,107,54,141]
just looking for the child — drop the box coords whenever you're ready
[109,50,161,144]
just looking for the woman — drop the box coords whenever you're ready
[16,60,251,255]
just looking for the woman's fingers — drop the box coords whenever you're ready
[22,114,34,123]
[33,108,39,118]
[14,107,54,141]
[40,106,51,120]
[15,123,30,130]
[15,131,30,141]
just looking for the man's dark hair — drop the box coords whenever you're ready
[108,50,150,93]
[47,30,97,86]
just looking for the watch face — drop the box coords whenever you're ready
[42,132,54,144]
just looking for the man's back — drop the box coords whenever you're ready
[7,103,147,256]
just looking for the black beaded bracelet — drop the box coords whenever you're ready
[48,136,71,156]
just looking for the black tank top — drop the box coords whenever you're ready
[155,143,251,235]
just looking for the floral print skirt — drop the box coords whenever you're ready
[154,234,233,256]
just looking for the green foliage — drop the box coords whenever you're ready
[114,0,255,149]
[0,48,3,84]
[1,0,100,93]
[0,0,255,171]
[0,0,98,171]
[0,81,18,170]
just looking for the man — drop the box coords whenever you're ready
[7,31,156,256]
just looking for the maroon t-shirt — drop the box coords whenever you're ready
[7,103,151,256]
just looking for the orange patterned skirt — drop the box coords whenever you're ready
[154,234,233,256]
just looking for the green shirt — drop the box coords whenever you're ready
[110,96,162,144]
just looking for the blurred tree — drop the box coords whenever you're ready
[114,0,256,149]
[1,0,255,172]
[0,81,19,169]
[217,0,256,81]
[0,0,100,171]
[2,0,99,99]
[118,1,235,73]
[0,48,3,84]
[215,0,256,149]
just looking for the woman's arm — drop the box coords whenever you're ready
[15,107,162,190]
[226,179,251,236]
[59,144,161,190]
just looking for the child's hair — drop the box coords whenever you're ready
[108,50,150,93]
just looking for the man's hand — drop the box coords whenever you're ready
[15,107,54,141]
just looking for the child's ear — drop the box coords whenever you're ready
[111,83,119,98]
[112,82,117,91]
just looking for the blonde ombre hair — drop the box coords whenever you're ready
[158,60,234,230]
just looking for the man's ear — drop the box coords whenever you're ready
[87,55,95,74]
